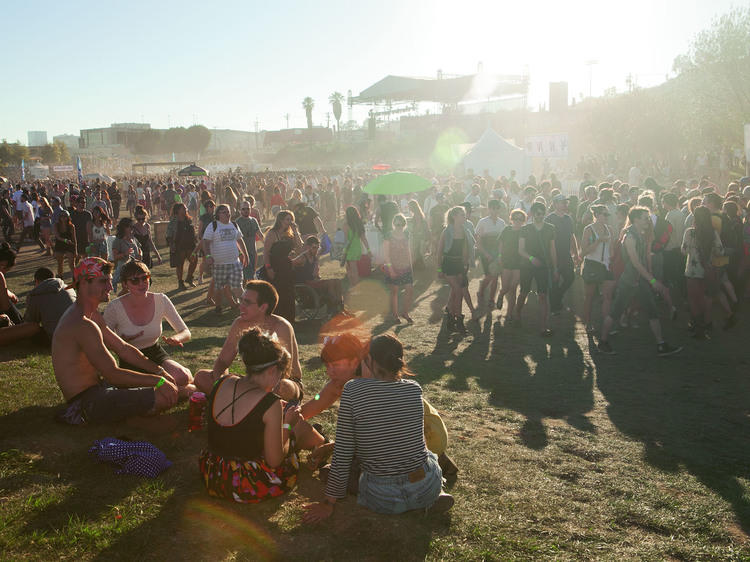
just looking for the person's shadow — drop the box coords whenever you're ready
[592,331,750,533]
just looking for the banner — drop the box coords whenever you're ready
[52,165,74,172]
[525,133,569,158]
[76,156,83,185]
[21,159,25,181]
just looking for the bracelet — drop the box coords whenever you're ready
[529,255,535,262]
[205,254,212,258]
[282,423,292,430]
[649,278,657,285]
[437,267,442,272]
[155,377,166,389]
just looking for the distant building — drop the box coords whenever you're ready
[264,127,333,147]
[28,131,48,147]
[52,134,80,152]
[207,129,263,153]
[80,123,151,148]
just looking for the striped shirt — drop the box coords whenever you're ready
[325,378,427,499]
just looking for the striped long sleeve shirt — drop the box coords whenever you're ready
[325,378,428,499]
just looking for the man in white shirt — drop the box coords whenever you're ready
[201,204,249,313]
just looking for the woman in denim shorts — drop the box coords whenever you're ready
[303,334,453,522]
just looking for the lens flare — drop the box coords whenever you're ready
[430,128,469,173]
[183,497,277,559]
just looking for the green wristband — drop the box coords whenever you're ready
[155,376,166,389]
[649,278,656,285]
[529,255,535,262]
[282,423,292,430]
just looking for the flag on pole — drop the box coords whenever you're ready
[20,159,25,181]
[172,152,176,163]
[77,156,83,185]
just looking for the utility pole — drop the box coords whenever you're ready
[326,112,331,128]
[585,59,598,98]
[285,113,290,129]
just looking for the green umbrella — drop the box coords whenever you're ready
[363,172,432,196]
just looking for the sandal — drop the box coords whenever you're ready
[402,314,414,324]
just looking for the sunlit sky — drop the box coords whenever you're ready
[1,0,741,144]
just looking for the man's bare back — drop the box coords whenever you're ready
[52,305,108,400]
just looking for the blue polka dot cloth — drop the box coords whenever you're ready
[89,437,173,478]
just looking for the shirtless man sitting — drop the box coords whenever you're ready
[194,280,304,401]
[52,257,178,425]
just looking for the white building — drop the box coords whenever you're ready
[28,131,48,147]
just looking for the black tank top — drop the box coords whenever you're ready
[207,377,279,460]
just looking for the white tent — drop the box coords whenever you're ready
[459,128,528,179]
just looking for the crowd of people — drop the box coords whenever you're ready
[2,162,750,520]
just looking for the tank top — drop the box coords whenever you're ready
[92,224,107,242]
[207,378,278,460]
[584,224,611,268]
[388,234,411,273]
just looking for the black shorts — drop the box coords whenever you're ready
[581,259,613,285]
[611,279,658,321]
[59,383,155,424]
[119,343,170,372]
[520,266,550,294]
[662,249,685,287]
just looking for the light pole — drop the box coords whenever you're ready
[585,59,599,98]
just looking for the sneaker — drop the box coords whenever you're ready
[541,329,553,338]
[425,492,454,515]
[597,341,616,354]
[185,277,196,287]
[657,342,682,357]
[178,281,186,291]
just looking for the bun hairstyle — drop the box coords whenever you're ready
[0,242,17,268]
[238,327,290,378]
[368,334,413,380]
[320,333,368,364]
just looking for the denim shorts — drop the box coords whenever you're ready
[357,451,443,514]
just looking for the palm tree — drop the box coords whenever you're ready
[302,97,315,130]
[329,92,344,133]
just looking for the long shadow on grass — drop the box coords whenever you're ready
[92,473,444,561]
[412,304,595,450]
[0,405,144,536]
[593,334,750,532]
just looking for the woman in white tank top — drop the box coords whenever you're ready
[580,205,615,333]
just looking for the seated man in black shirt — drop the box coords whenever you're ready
[293,237,345,314]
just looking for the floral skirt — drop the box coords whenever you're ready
[199,445,299,503]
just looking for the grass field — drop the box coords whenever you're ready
[1,239,750,561]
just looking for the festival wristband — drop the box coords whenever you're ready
[649,278,657,285]
[155,377,166,389]
[529,255,535,262]
[282,423,292,430]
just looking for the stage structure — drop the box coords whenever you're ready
[350,72,530,122]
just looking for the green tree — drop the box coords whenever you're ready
[185,125,211,155]
[54,140,70,163]
[329,92,344,133]
[672,5,750,146]
[302,97,315,130]
[0,141,30,165]
[40,144,57,163]
[162,127,188,153]
[134,129,162,155]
